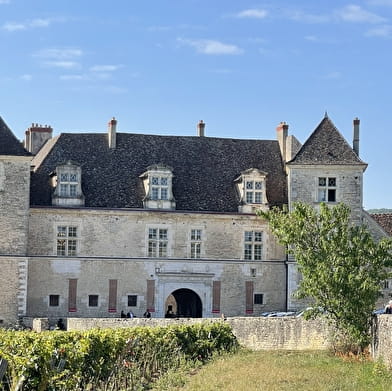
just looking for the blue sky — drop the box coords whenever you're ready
[0,0,391,209]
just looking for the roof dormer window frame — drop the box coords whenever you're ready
[235,168,269,213]
[140,164,176,210]
[51,161,85,207]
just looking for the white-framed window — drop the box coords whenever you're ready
[244,231,263,260]
[190,229,202,259]
[140,164,175,209]
[59,172,78,197]
[148,228,168,257]
[56,225,78,256]
[245,180,263,204]
[151,176,169,200]
[318,177,336,202]
[383,280,390,290]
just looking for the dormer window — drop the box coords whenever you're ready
[140,164,176,209]
[235,168,268,213]
[51,161,85,207]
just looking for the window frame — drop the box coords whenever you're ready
[244,230,263,260]
[128,295,138,307]
[49,294,60,307]
[148,227,169,258]
[317,176,337,203]
[190,229,202,259]
[254,293,264,305]
[56,225,79,256]
[88,294,99,307]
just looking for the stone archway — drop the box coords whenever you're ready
[165,288,202,318]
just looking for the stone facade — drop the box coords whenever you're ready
[0,114,389,327]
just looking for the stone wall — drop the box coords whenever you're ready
[63,316,333,351]
[372,315,392,369]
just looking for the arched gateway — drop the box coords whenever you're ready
[165,288,202,318]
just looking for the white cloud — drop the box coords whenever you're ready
[60,74,86,81]
[304,35,319,42]
[30,18,51,28]
[336,4,386,23]
[235,9,268,19]
[365,24,392,36]
[44,61,80,69]
[0,0,10,4]
[34,48,83,60]
[287,10,330,23]
[20,74,32,81]
[177,38,243,55]
[89,65,123,72]
[3,22,26,31]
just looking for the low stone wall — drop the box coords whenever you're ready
[64,316,333,351]
[372,315,392,369]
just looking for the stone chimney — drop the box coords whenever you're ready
[276,122,288,162]
[108,117,117,149]
[197,120,205,137]
[24,123,53,154]
[353,117,360,156]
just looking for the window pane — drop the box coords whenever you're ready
[148,241,157,257]
[318,177,326,186]
[254,192,262,203]
[191,229,201,240]
[148,228,157,239]
[57,226,67,237]
[68,227,77,237]
[159,242,167,257]
[159,229,168,240]
[68,240,77,256]
[244,244,252,260]
[254,232,262,242]
[128,295,137,306]
[69,173,77,182]
[49,294,59,306]
[318,189,326,202]
[254,294,263,305]
[160,177,168,185]
[328,178,336,187]
[89,295,98,307]
[255,181,262,190]
[152,177,159,185]
[254,244,263,260]
[191,242,201,258]
[69,184,77,196]
[151,187,159,200]
[161,188,168,200]
[246,192,253,203]
[244,231,253,242]
[328,189,336,202]
[60,184,68,196]
[60,173,68,182]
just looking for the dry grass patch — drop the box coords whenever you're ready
[176,350,392,391]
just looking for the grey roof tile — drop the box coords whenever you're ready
[0,116,31,156]
[288,116,366,166]
[31,133,287,212]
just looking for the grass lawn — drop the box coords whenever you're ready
[172,350,392,391]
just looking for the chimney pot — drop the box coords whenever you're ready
[197,120,205,137]
[108,117,117,149]
[353,117,360,156]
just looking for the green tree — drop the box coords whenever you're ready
[259,202,392,352]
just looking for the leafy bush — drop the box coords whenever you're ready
[0,321,238,390]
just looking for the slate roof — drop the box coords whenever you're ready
[0,116,31,156]
[31,132,287,212]
[370,214,392,236]
[287,116,366,166]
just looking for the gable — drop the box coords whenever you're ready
[288,116,366,166]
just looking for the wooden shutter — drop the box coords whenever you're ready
[68,279,77,312]
[146,279,155,312]
[212,281,221,313]
[108,279,117,313]
[245,281,254,314]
